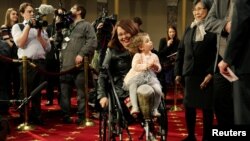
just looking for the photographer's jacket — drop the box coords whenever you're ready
[60,19,97,71]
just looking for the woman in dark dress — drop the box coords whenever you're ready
[158,25,180,94]
[174,0,216,141]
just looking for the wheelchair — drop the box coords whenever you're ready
[98,69,168,141]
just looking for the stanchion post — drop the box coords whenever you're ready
[169,84,182,112]
[17,56,34,130]
[82,56,94,126]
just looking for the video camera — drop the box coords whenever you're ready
[31,4,54,29]
[32,14,48,29]
[54,11,73,31]
[93,8,117,33]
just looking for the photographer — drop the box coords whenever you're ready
[11,2,51,125]
[44,8,66,106]
[92,12,116,72]
[59,4,97,125]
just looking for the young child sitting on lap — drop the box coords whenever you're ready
[123,32,163,117]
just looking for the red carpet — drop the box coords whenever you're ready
[2,90,207,141]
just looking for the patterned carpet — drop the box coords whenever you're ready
[2,90,205,141]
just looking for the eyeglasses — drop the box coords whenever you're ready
[192,7,206,12]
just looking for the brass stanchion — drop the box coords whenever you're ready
[81,56,94,126]
[169,84,182,112]
[17,56,34,130]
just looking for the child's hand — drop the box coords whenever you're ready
[150,64,159,72]
[147,60,154,69]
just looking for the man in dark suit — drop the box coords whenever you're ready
[218,0,250,125]
[204,0,235,127]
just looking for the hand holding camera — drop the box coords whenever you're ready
[27,18,35,27]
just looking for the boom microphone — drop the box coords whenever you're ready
[37,4,55,15]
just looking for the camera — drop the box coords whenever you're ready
[32,14,48,29]
[93,9,117,33]
[55,11,74,31]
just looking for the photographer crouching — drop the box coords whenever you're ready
[11,2,51,125]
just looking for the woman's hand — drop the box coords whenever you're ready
[200,74,212,89]
[167,39,173,46]
[99,97,109,108]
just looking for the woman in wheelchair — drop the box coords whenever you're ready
[97,19,139,119]
[123,32,164,117]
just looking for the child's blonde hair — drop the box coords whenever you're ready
[127,32,149,53]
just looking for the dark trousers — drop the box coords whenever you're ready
[233,75,250,125]
[60,71,85,118]
[19,60,45,120]
[0,61,11,114]
[10,64,20,100]
[46,58,60,103]
[184,107,213,140]
[213,73,234,126]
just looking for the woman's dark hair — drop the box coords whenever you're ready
[193,0,213,11]
[108,19,139,49]
[167,25,178,41]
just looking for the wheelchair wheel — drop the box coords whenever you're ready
[157,98,168,141]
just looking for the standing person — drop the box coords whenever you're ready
[97,19,139,123]
[218,0,250,125]
[158,25,180,95]
[174,0,216,140]
[204,0,235,126]
[123,32,163,117]
[0,8,19,115]
[59,4,97,125]
[12,2,51,125]
[44,8,66,106]
[92,14,116,71]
